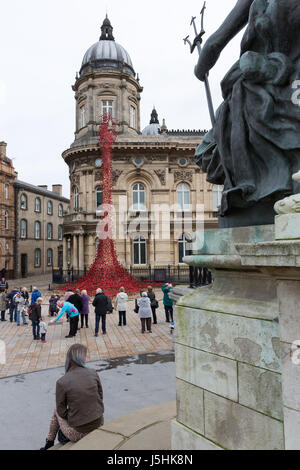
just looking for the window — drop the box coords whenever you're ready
[34,249,41,268]
[178,235,191,263]
[20,219,27,239]
[96,187,103,208]
[35,198,41,213]
[47,223,53,240]
[133,236,147,265]
[20,194,27,210]
[4,184,8,200]
[80,106,86,128]
[130,106,136,128]
[35,221,41,240]
[177,184,191,210]
[102,100,113,118]
[58,225,63,241]
[58,204,63,217]
[74,187,79,211]
[5,211,8,230]
[213,185,224,211]
[47,249,53,267]
[132,183,146,211]
[47,201,53,215]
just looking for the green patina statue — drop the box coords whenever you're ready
[194,0,300,227]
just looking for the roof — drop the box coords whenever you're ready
[14,179,70,203]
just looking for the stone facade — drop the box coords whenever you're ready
[14,181,70,278]
[0,142,17,278]
[62,18,219,272]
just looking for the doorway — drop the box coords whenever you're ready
[21,254,27,278]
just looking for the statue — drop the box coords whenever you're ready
[192,0,300,227]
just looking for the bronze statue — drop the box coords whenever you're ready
[194,0,300,227]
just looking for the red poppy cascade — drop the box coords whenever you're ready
[62,116,153,297]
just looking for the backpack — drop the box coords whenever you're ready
[134,299,139,314]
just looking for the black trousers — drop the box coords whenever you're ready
[69,316,79,337]
[81,314,89,327]
[164,306,173,322]
[118,311,127,326]
[151,306,157,324]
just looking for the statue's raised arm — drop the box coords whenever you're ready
[194,0,300,228]
[195,0,254,81]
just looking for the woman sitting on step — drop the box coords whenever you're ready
[40,344,104,450]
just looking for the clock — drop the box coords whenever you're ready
[95,158,103,168]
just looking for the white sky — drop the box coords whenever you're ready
[0,0,243,198]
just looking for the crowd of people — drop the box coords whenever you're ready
[0,277,176,341]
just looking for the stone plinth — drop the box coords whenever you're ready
[172,223,300,450]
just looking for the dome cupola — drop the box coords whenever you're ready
[80,16,135,77]
[142,108,162,136]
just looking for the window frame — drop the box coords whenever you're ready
[47,248,53,267]
[34,248,41,268]
[47,223,53,240]
[133,236,147,266]
[20,193,28,211]
[20,219,28,239]
[132,183,146,211]
[47,201,53,216]
[101,100,113,118]
[35,197,41,213]
[35,221,41,240]
[177,183,191,211]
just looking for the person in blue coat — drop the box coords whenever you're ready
[31,287,42,306]
[51,301,79,338]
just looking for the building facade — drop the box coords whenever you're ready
[0,142,17,279]
[14,181,70,278]
[62,17,220,272]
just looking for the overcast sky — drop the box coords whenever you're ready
[0,0,243,198]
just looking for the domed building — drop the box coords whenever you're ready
[61,17,219,276]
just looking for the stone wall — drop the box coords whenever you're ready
[171,224,300,450]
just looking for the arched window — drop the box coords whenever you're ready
[47,223,53,240]
[213,185,224,211]
[58,204,63,217]
[74,187,79,211]
[96,187,103,208]
[47,249,53,266]
[34,249,41,268]
[58,225,63,241]
[177,184,190,210]
[132,183,146,211]
[178,234,191,264]
[35,221,41,240]
[47,201,53,215]
[4,184,8,200]
[5,211,8,230]
[20,219,27,239]
[20,194,27,210]
[133,236,146,265]
[35,198,41,213]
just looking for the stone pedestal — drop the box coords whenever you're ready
[172,222,300,450]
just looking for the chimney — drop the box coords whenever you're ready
[38,185,48,191]
[0,142,7,158]
[52,184,62,196]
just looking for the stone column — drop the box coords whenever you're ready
[63,237,68,271]
[78,233,85,271]
[72,235,78,270]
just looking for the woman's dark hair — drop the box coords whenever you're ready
[65,344,88,373]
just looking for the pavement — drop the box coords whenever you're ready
[0,291,173,378]
[0,351,175,450]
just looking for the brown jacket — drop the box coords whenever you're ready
[56,366,104,428]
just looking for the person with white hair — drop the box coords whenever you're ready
[115,287,128,327]
[80,290,90,329]
[137,292,152,334]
